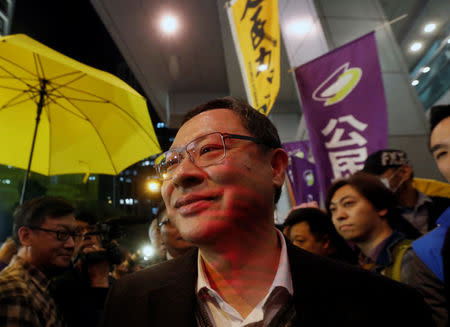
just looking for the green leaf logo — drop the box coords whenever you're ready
[303,170,315,186]
[312,63,362,107]
[295,151,304,159]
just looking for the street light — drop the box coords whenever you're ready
[424,23,436,33]
[147,179,161,194]
[160,14,179,35]
[410,42,422,52]
[141,244,156,260]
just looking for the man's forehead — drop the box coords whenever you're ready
[172,109,246,148]
[43,214,76,227]
[332,185,357,201]
[431,116,450,148]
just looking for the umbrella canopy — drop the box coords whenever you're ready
[0,34,161,193]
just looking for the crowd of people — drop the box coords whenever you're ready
[0,98,448,327]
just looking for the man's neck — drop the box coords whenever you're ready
[167,247,192,260]
[199,226,280,319]
[17,247,51,278]
[356,226,393,256]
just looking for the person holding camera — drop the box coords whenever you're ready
[51,211,123,327]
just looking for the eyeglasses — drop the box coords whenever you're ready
[154,132,274,180]
[28,226,83,242]
[158,219,170,228]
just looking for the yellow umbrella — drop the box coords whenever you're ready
[0,34,161,203]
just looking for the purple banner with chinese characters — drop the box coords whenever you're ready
[282,141,320,205]
[295,32,388,195]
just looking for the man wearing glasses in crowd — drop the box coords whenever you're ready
[102,97,432,327]
[0,196,80,327]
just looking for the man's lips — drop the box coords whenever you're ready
[174,193,221,215]
[339,224,353,231]
[174,193,220,209]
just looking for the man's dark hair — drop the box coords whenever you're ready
[284,207,337,242]
[325,172,420,239]
[283,207,357,263]
[429,104,450,135]
[12,196,75,244]
[182,96,283,203]
[75,210,97,225]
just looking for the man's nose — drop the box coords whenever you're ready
[170,156,206,189]
[334,207,347,221]
[64,235,76,248]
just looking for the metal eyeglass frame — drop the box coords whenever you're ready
[154,132,273,180]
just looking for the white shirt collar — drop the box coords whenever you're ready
[196,228,293,295]
[196,229,293,325]
[166,251,174,260]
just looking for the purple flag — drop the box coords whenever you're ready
[282,141,320,205]
[295,32,388,196]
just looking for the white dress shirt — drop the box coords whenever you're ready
[196,229,293,327]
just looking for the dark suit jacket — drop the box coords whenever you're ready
[101,240,434,327]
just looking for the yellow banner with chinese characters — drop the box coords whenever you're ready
[227,0,280,115]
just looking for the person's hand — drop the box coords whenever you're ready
[0,238,18,264]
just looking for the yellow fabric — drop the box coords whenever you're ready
[413,178,450,199]
[383,239,412,282]
[0,34,161,176]
[227,0,280,115]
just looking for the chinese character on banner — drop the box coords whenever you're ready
[227,0,280,115]
[295,32,388,195]
[321,115,368,179]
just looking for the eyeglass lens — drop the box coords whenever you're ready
[57,230,82,242]
[156,132,226,179]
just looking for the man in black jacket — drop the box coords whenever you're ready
[102,97,433,327]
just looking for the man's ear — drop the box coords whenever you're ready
[321,234,331,249]
[18,226,33,247]
[271,148,289,188]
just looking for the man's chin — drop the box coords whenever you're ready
[177,217,230,245]
[47,261,72,276]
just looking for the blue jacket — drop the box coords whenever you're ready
[413,207,450,282]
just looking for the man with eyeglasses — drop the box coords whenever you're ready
[102,97,432,327]
[0,196,79,327]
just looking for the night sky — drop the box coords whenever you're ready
[11,0,123,75]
